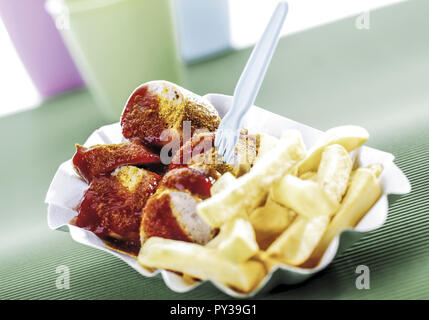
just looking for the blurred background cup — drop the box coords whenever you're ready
[173,0,231,63]
[46,0,182,120]
[0,0,84,98]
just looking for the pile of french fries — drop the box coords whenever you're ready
[137,125,383,293]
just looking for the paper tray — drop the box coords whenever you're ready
[45,93,411,298]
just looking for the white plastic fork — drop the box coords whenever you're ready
[214,1,288,163]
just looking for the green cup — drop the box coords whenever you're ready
[47,0,182,120]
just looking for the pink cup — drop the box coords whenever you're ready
[0,0,84,97]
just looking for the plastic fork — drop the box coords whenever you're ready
[214,1,288,163]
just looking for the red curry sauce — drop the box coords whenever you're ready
[74,169,161,255]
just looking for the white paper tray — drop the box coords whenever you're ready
[45,93,411,298]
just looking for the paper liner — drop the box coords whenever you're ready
[45,93,411,298]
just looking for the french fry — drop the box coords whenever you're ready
[272,175,339,218]
[299,171,317,181]
[349,149,360,170]
[265,215,330,266]
[317,144,352,203]
[255,253,282,273]
[210,172,236,196]
[255,133,280,163]
[197,130,306,228]
[138,237,266,293]
[306,165,383,267]
[249,199,295,250]
[297,125,369,174]
[206,218,259,263]
[367,163,383,177]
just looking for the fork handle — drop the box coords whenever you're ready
[223,2,288,125]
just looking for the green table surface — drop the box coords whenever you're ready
[1,0,428,299]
